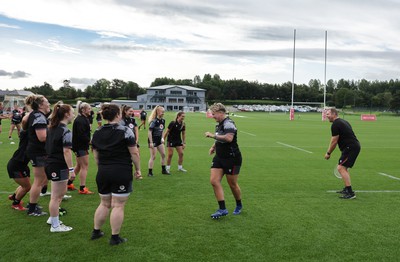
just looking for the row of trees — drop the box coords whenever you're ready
[25,79,146,102]
[24,74,400,112]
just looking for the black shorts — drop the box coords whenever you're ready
[11,121,21,125]
[7,159,30,179]
[74,149,89,157]
[96,165,133,196]
[148,136,162,148]
[339,143,361,168]
[211,155,242,175]
[29,155,47,167]
[167,140,183,147]
[45,164,69,182]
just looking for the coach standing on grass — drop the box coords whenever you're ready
[205,103,243,219]
[325,108,361,199]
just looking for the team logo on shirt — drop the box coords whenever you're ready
[129,123,134,129]
[160,124,164,129]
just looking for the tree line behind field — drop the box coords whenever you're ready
[23,74,400,112]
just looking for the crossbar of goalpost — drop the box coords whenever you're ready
[292,102,324,105]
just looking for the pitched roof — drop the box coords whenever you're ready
[1,89,34,97]
[147,85,205,91]
[5,90,34,96]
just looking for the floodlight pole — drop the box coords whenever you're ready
[290,29,296,120]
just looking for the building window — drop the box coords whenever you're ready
[170,91,182,95]
[178,98,184,103]
[168,98,177,103]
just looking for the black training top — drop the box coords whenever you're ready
[9,129,30,165]
[140,110,147,120]
[167,121,185,142]
[72,115,91,151]
[96,112,102,122]
[91,124,136,166]
[331,118,359,150]
[120,117,137,134]
[26,110,48,156]
[11,109,23,124]
[149,118,165,138]
[46,123,72,166]
[214,117,241,158]
[88,110,94,124]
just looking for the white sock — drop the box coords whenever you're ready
[166,165,170,171]
[51,216,60,228]
[178,165,183,170]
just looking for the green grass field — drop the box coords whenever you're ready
[0,111,399,261]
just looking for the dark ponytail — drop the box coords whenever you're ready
[49,101,72,129]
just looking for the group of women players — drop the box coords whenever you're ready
[7,99,244,243]
[6,98,189,244]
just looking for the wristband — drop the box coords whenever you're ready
[326,152,331,155]
[69,167,74,172]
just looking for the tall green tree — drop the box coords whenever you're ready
[390,91,400,113]
[24,82,54,97]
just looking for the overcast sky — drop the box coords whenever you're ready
[1,0,400,90]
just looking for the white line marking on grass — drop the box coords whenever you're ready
[0,191,14,194]
[240,131,256,136]
[327,190,400,193]
[276,142,313,154]
[378,172,400,181]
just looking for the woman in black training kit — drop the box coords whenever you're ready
[205,103,243,219]
[91,103,141,245]
[45,102,75,232]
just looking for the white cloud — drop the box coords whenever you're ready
[97,31,128,39]
[14,39,81,54]
[0,23,20,29]
[0,0,400,90]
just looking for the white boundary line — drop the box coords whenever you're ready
[0,191,14,194]
[240,131,256,137]
[327,190,400,193]
[276,142,313,154]
[378,172,400,181]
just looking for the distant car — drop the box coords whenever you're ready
[90,102,101,107]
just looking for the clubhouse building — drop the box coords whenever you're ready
[112,85,206,112]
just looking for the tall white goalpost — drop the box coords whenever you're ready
[322,30,328,121]
[290,29,296,121]
[290,29,328,121]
